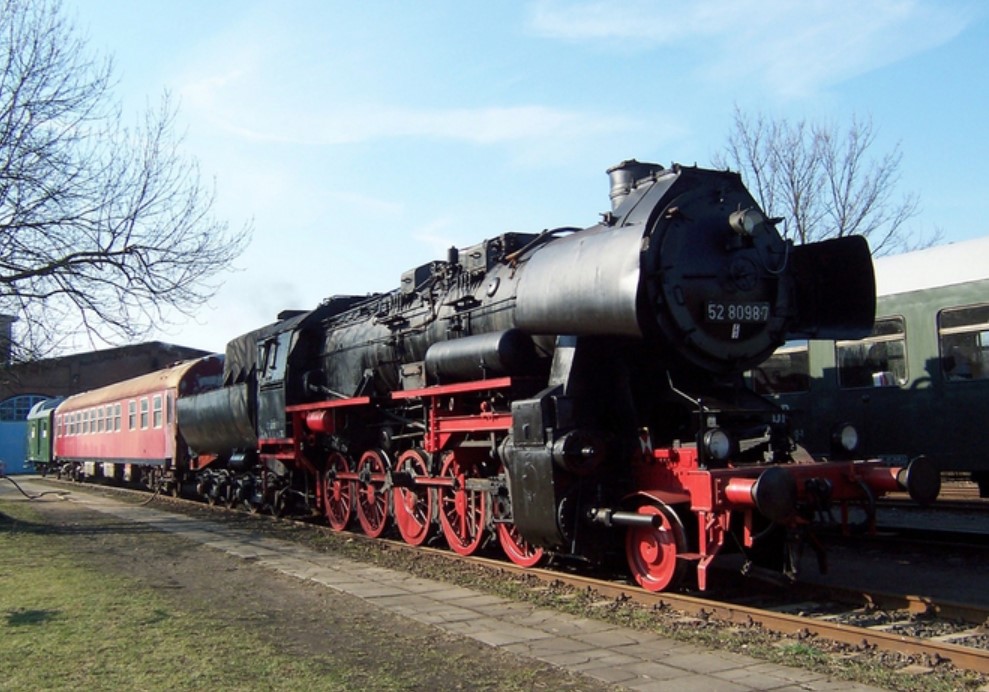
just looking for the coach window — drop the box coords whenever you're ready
[128,401,136,429]
[140,398,149,429]
[97,406,105,433]
[84,410,91,434]
[836,317,907,388]
[114,403,122,431]
[152,395,163,428]
[939,304,989,381]
[751,340,810,394]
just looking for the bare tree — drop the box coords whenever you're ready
[0,0,249,360]
[713,106,931,256]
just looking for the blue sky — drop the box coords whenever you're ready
[63,0,988,353]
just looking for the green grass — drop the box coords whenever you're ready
[0,504,340,691]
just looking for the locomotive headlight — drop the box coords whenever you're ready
[729,208,766,236]
[831,423,860,455]
[702,428,734,462]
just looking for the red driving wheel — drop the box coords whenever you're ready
[392,448,434,546]
[625,502,687,592]
[323,452,353,531]
[355,449,391,538]
[438,452,487,556]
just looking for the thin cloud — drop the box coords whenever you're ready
[180,74,638,145]
[527,0,975,96]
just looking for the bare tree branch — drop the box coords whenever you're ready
[713,105,933,255]
[0,0,250,360]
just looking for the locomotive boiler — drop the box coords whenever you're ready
[178,160,940,591]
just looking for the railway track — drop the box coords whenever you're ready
[408,547,989,675]
[22,475,989,677]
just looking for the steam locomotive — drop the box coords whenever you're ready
[44,161,941,592]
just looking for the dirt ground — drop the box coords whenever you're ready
[2,490,614,692]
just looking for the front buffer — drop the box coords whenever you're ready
[626,447,941,591]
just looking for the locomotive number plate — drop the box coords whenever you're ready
[705,301,770,323]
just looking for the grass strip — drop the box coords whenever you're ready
[0,502,341,691]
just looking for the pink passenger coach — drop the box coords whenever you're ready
[52,356,222,486]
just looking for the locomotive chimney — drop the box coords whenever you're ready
[606,160,665,211]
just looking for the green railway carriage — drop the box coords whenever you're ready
[25,397,64,474]
[751,236,989,496]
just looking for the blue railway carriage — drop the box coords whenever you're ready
[750,236,989,496]
[25,397,64,474]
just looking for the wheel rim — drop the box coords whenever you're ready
[355,449,390,538]
[438,453,487,556]
[493,466,544,567]
[496,522,544,568]
[625,503,686,592]
[393,449,434,546]
[324,452,353,531]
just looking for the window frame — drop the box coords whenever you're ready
[152,395,163,429]
[835,316,908,389]
[938,303,989,382]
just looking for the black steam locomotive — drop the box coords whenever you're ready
[167,160,939,591]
